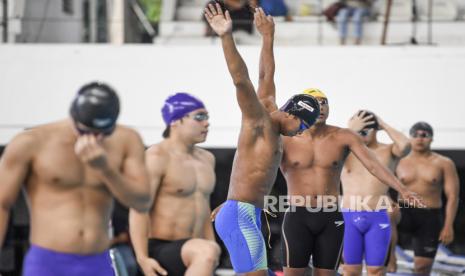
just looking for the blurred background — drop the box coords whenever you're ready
[0,0,465,275]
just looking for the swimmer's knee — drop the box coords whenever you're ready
[366,266,385,276]
[182,239,220,264]
[343,264,363,276]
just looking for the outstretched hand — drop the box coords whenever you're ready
[254,7,274,37]
[204,3,232,37]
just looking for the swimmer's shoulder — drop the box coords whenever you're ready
[3,126,46,160]
[114,124,144,142]
[433,152,455,168]
[330,125,356,138]
[195,147,215,166]
[146,141,169,158]
[145,143,170,172]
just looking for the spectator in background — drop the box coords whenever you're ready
[111,201,138,276]
[139,0,162,42]
[260,0,292,21]
[204,0,256,36]
[337,0,374,45]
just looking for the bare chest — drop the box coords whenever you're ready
[283,136,347,170]
[31,143,123,189]
[162,157,215,196]
[345,146,393,173]
[397,159,443,187]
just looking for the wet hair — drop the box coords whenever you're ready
[162,126,170,138]
[162,118,185,138]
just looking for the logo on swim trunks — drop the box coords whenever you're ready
[297,101,315,112]
[334,220,344,227]
[424,247,436,252]
[378,223,390,229]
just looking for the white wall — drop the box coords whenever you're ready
[0,45,464,149]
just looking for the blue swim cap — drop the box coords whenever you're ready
[161,93,205,125]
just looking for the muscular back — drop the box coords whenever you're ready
[228,115,282,208]
[147,142,215,240]
[396,153,447,208]
[23,120,134,254]
[281,125,349,204]
[342,143,397,210]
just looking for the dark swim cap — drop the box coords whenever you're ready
[358,110,379,130]
[410,121,433,137]
[70,82,120,135]
[280,94,320,127]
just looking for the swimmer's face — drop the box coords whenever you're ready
[410,130,432,152]
[73,121,111,141]
[358,128,376,145]
[279,112,305,136]
[177,108,210,143]
[315,97,329,123]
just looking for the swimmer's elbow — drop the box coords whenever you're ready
[366,163,378,177]
[400,143,411,157]
[0,198,13,213]
[131,194,152,213]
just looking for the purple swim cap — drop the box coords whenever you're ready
[161,93,205,125]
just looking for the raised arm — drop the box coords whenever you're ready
[344,130,424,206]
[439,157,460,245]
[76,130,152,212]
[204,3,264,120]
[377,116,411,158]
[129,148,167,276]
[255,7,278,112]
[0,132,35,248]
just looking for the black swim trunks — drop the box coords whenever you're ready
[398,207,443,258]
[147,238,189,276]
[281,206,344,270]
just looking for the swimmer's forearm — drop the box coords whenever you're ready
[444,195,458,228]
[0,208,10,248]
[355,142,408,193]
[259,35,275,82]
[220,34,250,85]
[99,167,152,212]
[204,220,216,241]
[368,160,407,193]
[129,210,151,261]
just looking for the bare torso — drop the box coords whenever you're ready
[147,143,215,240]
[341,143,396,210]
[396,152,447,208]
[228,115,282,208]
[281,125,349,206]
[26,120,129,254]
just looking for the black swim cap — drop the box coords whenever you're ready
[70,82,120,135]
[280,94,320,127]
[358,110,379,130]
[409,121,433,137]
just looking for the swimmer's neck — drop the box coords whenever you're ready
[366,137,379,148]
[411,149,432,158]
[65,119,81,139]
[308,121,327,133]
[166,135,196,154]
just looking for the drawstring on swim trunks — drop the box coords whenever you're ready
[263,209,277,249]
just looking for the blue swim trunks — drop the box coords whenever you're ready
[214,200,267,273]
[342,209,391,267]
[23,244,115,276]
